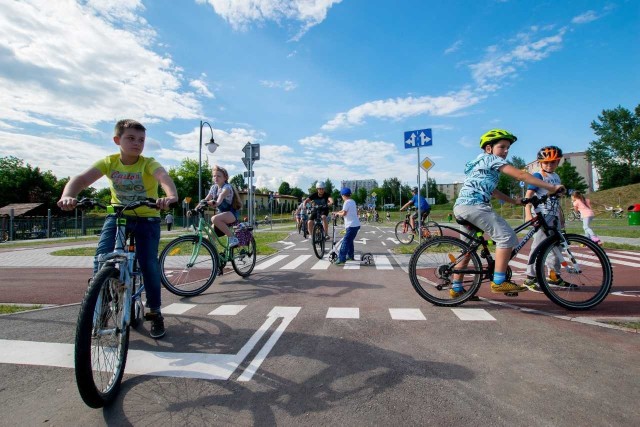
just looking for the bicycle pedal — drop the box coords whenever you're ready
[504,292,519,297]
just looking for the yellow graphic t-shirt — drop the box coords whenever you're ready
[93,154,162,218]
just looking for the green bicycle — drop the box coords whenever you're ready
[158,203,257,297]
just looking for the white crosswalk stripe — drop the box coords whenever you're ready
[254,254,289,270]
[280,255,312,270]
[161,304,496,322]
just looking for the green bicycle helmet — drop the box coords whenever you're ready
[479,129,517,149]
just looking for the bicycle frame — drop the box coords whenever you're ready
[451,196,576,278]
[188,207,239,266]
[93,208,144,331]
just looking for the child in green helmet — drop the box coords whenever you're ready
[451,129,565,298]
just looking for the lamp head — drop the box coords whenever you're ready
[205,138,219,153]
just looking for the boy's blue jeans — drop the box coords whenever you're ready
[95,215,162,312]
[338,226,360,262]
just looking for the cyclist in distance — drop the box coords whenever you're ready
[523,146,573,290]
[399,187,431,231]
[303,181,334,238]
[451,129,564,297]
[57,119,178,339]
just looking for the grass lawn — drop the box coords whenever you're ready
[0,304,43,314]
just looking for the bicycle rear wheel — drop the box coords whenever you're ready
[409,237,482,307]
[535,233,613,310]
[395,220,414,244]
[312,224,325,259]
[75,266,129,408]
[423,221,443,238]
[232,236,257,277]
[159,236,218,297]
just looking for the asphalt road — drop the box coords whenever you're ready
[0,225,639,425]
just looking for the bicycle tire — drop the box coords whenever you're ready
[75,266,129,408]
[297,221,302,234]
[232,236,257,277]
[423,221,443,238]
[408,236,482,307]
[159,235,218,297]
[312,224,325,259]
[395,220,414,244]
[535,233,613,310]
[130,276,142,328]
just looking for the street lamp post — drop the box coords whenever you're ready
[198,121,219,201]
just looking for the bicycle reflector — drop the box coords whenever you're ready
[448,253,456,263]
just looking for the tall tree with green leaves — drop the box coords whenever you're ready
[167,158,212,202]
[278,181,291,195]
[382,177,402,205]
[587,104,640,189]
[556,161,588,194]
[230,173,246,190]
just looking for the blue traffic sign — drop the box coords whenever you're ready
[404,128,432,149]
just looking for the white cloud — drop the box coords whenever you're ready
[572,10,599,24]
[190,75,215,98]
[444,40,463,55]
[260,79,298,91]
[0,130,111,181]
[321,90,482,131]
[0,0,201,129]
[199,0,342,40]
[469,27,566,91]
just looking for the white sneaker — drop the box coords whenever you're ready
[228,236,240,247]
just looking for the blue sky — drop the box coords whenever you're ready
[0,0,638,193]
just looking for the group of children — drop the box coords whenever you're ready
[56,118,602,339]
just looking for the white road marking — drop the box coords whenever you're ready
[162,303,197,315]
[374,255,393,270]
[389,308,426,320]
[254,254,289,270]
[326,307,360,319]
[209,305,247,316]
[343,260,360,269]
[238,306,301,381]
[451,308,496,321]
[280,255,312,270]
[311,259,331,269]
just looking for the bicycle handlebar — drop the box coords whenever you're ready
[76,198,159,212]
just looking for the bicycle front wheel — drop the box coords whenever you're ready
[395,220,414,244]
[535,233,613,310]
[409,237,482,307]
[159,236,218,297]
[312,224,325,259]
[232,236,257,277]
[75,266,129,408]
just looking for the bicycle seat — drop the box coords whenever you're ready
[455,216,483,233]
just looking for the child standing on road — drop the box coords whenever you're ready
[522,146,576,290]
[333,188,361,265]
[452,129,565,298]
[57,119,178,339]
[572,191,602,245]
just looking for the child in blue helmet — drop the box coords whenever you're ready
[333,187,361,265]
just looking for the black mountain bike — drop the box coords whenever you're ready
[309,205,328,259]
[408,194,613,310]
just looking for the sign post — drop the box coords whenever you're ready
[404,128,432,243]
[242,142,260,226]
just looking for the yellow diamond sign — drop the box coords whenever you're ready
[421,157,435,172]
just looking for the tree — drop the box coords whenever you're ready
[497,156,526,197]
[0,156,67,209]
[556,161,588,194]
[290,187,305,201]
[167,158,212,202]
[230,173,246,190]
[587,104,640,189]
[382,178,402,206]
[278,181,291,195]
